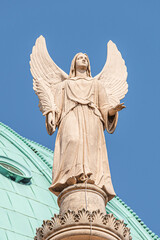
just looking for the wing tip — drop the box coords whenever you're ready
[107,40,116,48]
[35,35,45,45]
[108,40,113,45]
[38,35,45,40]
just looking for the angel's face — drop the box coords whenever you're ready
[76,53,89,70]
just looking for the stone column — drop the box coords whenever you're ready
[57,183,108,215]
[34,183,132,240]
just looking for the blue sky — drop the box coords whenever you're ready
[1,0,160,236]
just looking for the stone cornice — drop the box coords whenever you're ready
[34,209,132,240]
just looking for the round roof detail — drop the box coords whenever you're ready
[0,156,32,184]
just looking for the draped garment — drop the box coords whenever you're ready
[49,77,118,201]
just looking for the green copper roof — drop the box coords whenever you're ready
[0,122,58,240]
[0,122,159,240]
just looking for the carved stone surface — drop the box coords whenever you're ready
[57,183,108,215]
[30,36,130,240]
[34,209,132,240]
[30,36,128,200]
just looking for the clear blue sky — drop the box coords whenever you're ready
[1,0,160,236]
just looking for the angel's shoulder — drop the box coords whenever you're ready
[55,80,66,89]
[95,80,107,96]
[94,79,103,88]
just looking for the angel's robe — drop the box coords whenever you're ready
[48,77,118,201]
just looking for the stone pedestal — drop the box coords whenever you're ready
[35,208,131,240]
[58,183,108,215]
[34,183,132,240]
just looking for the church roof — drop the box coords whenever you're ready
[0,122,159,240]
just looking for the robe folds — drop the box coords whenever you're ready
[49,77,118,201]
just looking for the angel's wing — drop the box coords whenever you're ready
[30,35,68,115]
[94,41,128,108]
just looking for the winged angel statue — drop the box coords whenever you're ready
[30,36,128,201]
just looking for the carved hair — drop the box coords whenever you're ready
[69,53,92,78]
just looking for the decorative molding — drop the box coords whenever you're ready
[34,208,132,240]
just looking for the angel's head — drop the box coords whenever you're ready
[69,53,92,78]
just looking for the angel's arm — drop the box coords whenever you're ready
[33,78,58,135]
[109,103,126,116]
[46,111,56,135]
[98,82,118,134]
[45,83,64,135]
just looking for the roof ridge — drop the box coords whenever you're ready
[115,196,159,239]
[0,122,52,171]
[23,136,54,154]
[0,122,54,154]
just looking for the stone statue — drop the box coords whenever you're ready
[30,35,128,202]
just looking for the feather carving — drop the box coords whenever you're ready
[30,35,68,115]
[94,41,128,108]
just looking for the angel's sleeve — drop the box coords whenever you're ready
[45,82,64,134]
[98,82,118,134]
